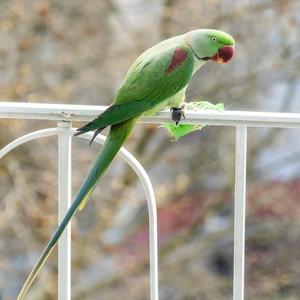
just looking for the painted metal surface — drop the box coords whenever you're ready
[233,126,247,300]
[58,122,72,300]
[2,102,300,127]
[2,102,300,300]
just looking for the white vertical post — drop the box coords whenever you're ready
[139,167,158,300]
[58,121,72,300]
[149,202,158,300]
[233,125,247,300]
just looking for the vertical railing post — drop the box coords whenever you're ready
[136,165,158,300]
[57,121,72,300]
[233,125,247,300]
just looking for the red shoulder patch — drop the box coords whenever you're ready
[166,47,188,73]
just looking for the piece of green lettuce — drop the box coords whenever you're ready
[161,101,224,141]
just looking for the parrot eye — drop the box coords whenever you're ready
[212,37,217,42]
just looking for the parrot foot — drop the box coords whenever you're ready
[171,105,186,126]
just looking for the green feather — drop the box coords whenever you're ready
[115,44,194,106]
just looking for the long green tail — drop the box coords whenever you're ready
[17,119,137,300]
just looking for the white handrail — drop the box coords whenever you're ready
[2,101,300,127]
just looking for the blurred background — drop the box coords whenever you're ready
[1,0,300,299]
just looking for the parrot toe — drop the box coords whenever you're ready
[171,106,185,126]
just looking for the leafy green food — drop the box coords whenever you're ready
[161,101,224,140]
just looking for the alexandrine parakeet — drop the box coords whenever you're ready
[17,29,235,299]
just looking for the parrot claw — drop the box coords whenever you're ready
[171,105,186,126]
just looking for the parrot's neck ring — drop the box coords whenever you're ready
[190,47,211,61]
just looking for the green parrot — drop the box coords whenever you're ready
[17,29,235,299]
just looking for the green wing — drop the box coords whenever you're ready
[76,44,194,136]
[74,99,152,136]
[115,44,194,105]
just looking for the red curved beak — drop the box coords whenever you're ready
[212,45,235,64]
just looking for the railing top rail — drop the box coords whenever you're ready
[1,101,300,128]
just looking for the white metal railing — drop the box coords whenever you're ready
[1,101,300,300]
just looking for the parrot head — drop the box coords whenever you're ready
[186,29,235,64]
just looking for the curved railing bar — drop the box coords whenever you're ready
[0,128,158,300]
[78,130,158,300]
[0,128,59,159]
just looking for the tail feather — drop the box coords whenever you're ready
[74,124,105,138]
[17,119,137,300]
[74,123,106,146]
[89,127,105,146]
